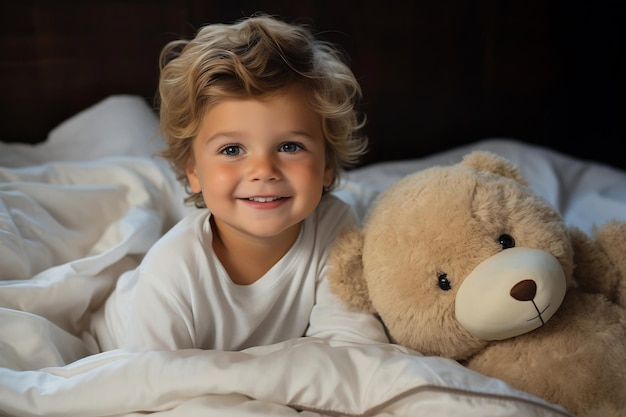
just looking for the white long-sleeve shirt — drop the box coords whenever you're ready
[90,194,389,352]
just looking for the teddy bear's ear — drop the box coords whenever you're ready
[461,151,528,186]
[327,226,376,313]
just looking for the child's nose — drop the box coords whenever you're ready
[248,155,281,181]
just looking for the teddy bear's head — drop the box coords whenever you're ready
[329,151,575,360]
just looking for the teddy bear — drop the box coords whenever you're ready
[328,150,626,417]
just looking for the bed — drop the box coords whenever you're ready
[1,3,624,415]
[1,94,626,416]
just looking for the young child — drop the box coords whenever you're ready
[90,13,389,352]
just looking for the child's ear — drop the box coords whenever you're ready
[323,164,334,188]
[327,226,376,313]
[186,157,201,193]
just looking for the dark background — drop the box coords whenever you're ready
[1,0,624,169]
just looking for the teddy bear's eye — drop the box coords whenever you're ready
[438,273,451,291]
[498,234,516,249]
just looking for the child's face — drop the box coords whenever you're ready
[186,85,333,241]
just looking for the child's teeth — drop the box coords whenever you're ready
[250,197,279,202]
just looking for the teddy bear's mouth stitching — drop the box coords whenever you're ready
[526,300,549,325]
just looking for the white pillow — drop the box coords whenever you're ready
[0,95,164,167]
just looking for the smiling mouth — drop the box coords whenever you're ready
[247,197,284,203]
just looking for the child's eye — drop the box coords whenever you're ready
[279,142,303,153]
[220,145,242,156]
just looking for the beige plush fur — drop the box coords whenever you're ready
[328,151,626,417]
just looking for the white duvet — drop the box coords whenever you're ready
[3,95,625,417]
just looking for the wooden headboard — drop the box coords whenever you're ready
[1,1,623,170]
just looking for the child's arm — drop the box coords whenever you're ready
[92,213,207,352]
[95,263,198,351]
[304,195,391,344]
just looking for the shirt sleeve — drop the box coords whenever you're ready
[120,263,197,350]
[304,195,391,344]
[102,214,204,351]
[306,274,391,344]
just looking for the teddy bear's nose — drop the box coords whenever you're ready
[510,279,537,301]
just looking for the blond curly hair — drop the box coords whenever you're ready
[157,13,368,207]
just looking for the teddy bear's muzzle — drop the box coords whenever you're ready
[455,247,567,341]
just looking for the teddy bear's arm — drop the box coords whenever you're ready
[569,221,626,307]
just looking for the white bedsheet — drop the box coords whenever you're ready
[3,95,623,416]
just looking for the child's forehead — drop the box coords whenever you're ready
[197,86,323,138]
